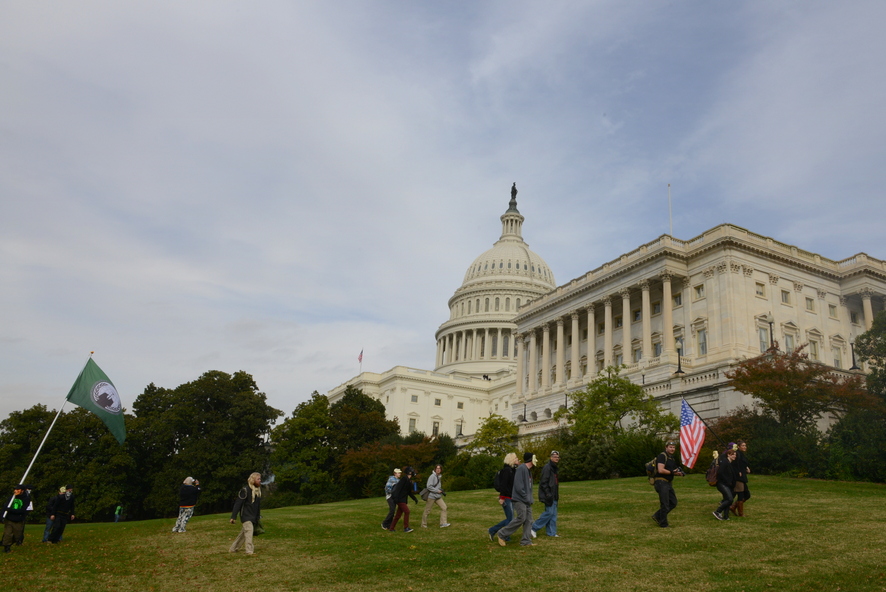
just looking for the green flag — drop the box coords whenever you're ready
[66,358,126,444]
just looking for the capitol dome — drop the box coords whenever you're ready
[434,186,556,375]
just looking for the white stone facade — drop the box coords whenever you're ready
[328,192,886,439]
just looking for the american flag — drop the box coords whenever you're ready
[679,398,705,469]
[357,349,363,363]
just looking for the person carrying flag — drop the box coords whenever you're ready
[3,484,33,553]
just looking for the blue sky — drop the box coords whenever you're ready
[2,1,884,422]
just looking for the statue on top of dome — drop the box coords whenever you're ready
[511,182,518,201]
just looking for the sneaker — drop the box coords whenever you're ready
[404,528,414,533]
[421,525,427,528]
[530,529,537,539]
[381,523,387,530]
[552,534,560,537]
[712,511,724,521]
[440,523,451,528]
[652,514,661,526]
[497,535,506,547]
[488,532,494,543]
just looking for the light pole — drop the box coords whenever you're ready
[674,337,685,376]
[850,341,861,371]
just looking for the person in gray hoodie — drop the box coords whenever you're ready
[496,453,536,547]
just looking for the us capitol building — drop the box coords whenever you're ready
[328,187,886,441]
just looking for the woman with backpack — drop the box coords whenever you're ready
[713,447,738,521]
[730,440,751,516]
[387,466,418,533]
[487,452,519,542]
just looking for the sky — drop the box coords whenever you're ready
[2,1,885,424]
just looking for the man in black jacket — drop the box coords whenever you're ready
[652,442,684,528]
[3,484,33,553]
[172,477,201,533]
[531,451,560,538]
[229,472,262,554]
[47,485,75,544]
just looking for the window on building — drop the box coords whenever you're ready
[755,283,766,297]
[809,340,819,361]
[832,347,843,369]
[565,361,572,379]
[806,297,815,312]
[694,285,705,300]
[495,297,500,311]
[455,423,463,436]
[597,322,605,335]
[781,290,791,305]
[516,298,521,309]
[784,334,795,353]
[851,311,859,324]
[633,309,642,322]
[409,418,417,433]
[759,327,769,353]
[410,395,418,403]
[615,353,623,366]
[828,304,838,319]
[652,301,662,315]
[633,348,642,362]
[567,335,573,346]
[654,342,662,357]
[697,329,707,356]
[432,421,440,437]
[673,292,683,307]
[457,401,464,409]
[615,316,623,328]
[582,329,588,340]
[434,398,441,406]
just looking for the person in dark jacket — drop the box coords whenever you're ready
[652,442,684,528]
[3,484,33,553]
[488,452,519,542]
[172,477,201,533]
[229,472,262,554]
[713,448,738,520]
[730,440,751,517]
[387,466,418,533]
[47,485,75,544]
[531,450,560,538]
[496,453,536,547]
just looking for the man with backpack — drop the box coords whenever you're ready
[652,442,684,528]
[531,450,560,538]
[381,468,401,530]
[496,453,536,547]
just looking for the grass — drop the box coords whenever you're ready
[6,475,885,592]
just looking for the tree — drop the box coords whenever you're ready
[855,310,886,401]
[726,344,872,432]
[130,370,281,518]
[328,385,400,454]
[564,366,677,442]
[464,414,519,458]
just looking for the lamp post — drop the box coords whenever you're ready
[850,341,861,371]
[764,312,775,349]
[674,337,685,376]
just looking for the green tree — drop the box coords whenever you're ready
[726,344,873,431]
[328,385,400,454]
[855,310,886,401]
[130,370,281,518]
[465,414,519,458]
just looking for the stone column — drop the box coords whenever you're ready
[515,333,524,399]
[661,271,675,358]
[556,318,565,386]
[586,305,596,376]
[484,328,490,359]
[541,323,551,389]
[604,297,613,368]
[461,330,468,361]
[529,330,538,393]
[571,312,580,382]
[641,280,652,359]
[861,288,875,331]
[621,288,632,362]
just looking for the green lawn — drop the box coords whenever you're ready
[7,475,885,592]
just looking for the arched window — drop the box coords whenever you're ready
[485,298,490,312]
[505,297,510,311]
[530,411,538,421]
[495,297,500,311]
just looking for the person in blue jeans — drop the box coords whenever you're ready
[488,453,519,542]
[532,451,560,538]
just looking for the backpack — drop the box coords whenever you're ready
[645,456,659,485]
[384,478,396,496]
[705,458,718,487]
[493,468,503,494]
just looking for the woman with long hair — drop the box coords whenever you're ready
[731,440,751,516]
[713,448,737,521]
[487,452,519,542]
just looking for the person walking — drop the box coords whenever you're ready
[172,477,201,533]
[731,440,751,517]
[421,465,449,528]
[229,472,262,555]
[652,442,684,528]
[388,466,418,533]
[496,453,536,547]
[114,505,123,523]
[531,450,560,538]
[2,484,33,553]
[713,447,738,520]
[381,468,401,530]
[487,453,518,543]
[42,486,66,543]
[47,485,75,544]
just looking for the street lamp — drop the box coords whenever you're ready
[674,337,685,376]
[850,341,861,371]
[764,312,775,348]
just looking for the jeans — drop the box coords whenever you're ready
[715,483,734,517]
[532,500,558,536]
[653,480,677,526]
[489,498,513,541]
[382,497,396,529]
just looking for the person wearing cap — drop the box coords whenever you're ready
[172,477,201,533]
[42,486,66,542]
[3,484,33,553]
[496,452,536,547]
[531,450,560,538]
[47,484,75,543]
[388,466,419,533]
[381,467,401,530]
[652,441,684,528]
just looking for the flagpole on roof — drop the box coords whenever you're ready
[2,353,92,518]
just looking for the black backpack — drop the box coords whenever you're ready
[645,456,659,485]
[493,468,504,493]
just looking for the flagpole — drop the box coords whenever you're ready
[682,397,727,449]
[2,354,91,518]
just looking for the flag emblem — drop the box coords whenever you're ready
[91,381,122,414]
